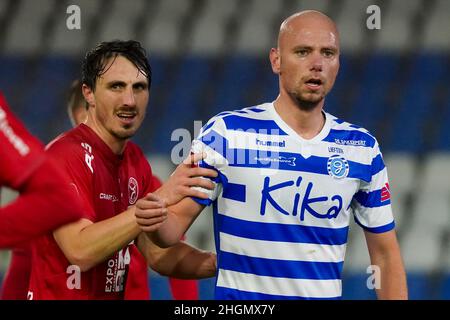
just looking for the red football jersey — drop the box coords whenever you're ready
[28,124,154,300]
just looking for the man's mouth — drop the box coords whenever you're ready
[116,111,137,124]
[305,78,323,90]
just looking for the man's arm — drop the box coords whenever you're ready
[364,229,408,300]
[136,195,205,248]
[135,153,215,247]
[136,232,216,279]
[168,233,200,300]
[53,208,141,272]
[0,156,83,248]
[53,157,216,272]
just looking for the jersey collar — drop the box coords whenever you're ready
[268,102,332,145]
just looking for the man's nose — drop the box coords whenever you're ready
[123,87,136,106]
[310,52,323,72]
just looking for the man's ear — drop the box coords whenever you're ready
[269,48,281,75]
[82,84,95,107]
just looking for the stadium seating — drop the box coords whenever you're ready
[3,0,54,55]
[423,0,450,51]
[142,0,192,55]
[47,0,103,55]
[188,0,239,55]
[1,0,450,299]
[374,0,423,52]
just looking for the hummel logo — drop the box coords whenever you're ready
[256,138,286,148]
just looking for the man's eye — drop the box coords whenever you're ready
[297,50,308,56]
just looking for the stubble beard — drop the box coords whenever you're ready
[110,110,143,141]
[111,126,137,141]
[289,89,325,112]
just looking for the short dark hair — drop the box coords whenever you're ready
[81,40,151,91]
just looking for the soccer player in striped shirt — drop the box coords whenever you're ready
[136,10,408,300]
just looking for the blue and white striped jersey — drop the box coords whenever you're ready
[191,102,394,300]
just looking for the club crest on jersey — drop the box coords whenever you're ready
[327,155,349,179]
[128,177,138,205]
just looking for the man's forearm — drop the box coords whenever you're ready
[155,243,216,279]
[372,253,408,299]
[54,207,141,271]
[147,210,185,248]
[138,233,216,279]
[365,230,408,299]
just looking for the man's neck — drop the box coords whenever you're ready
[85,118,126,155]
[273,94,326,140]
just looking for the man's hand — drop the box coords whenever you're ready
[155,152,218,206]
[135,193,168,233]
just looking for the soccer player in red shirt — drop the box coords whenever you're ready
[27,40,216,300]
[65,80,200,299]
[0,92,83,249]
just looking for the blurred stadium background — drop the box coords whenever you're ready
[1,0,450,299]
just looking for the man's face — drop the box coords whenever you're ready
[271,17,340,108]
[85,55,149,141]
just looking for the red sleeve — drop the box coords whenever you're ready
[0,243,32,300]
[0,154,84,248]
[0,93,45,189]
